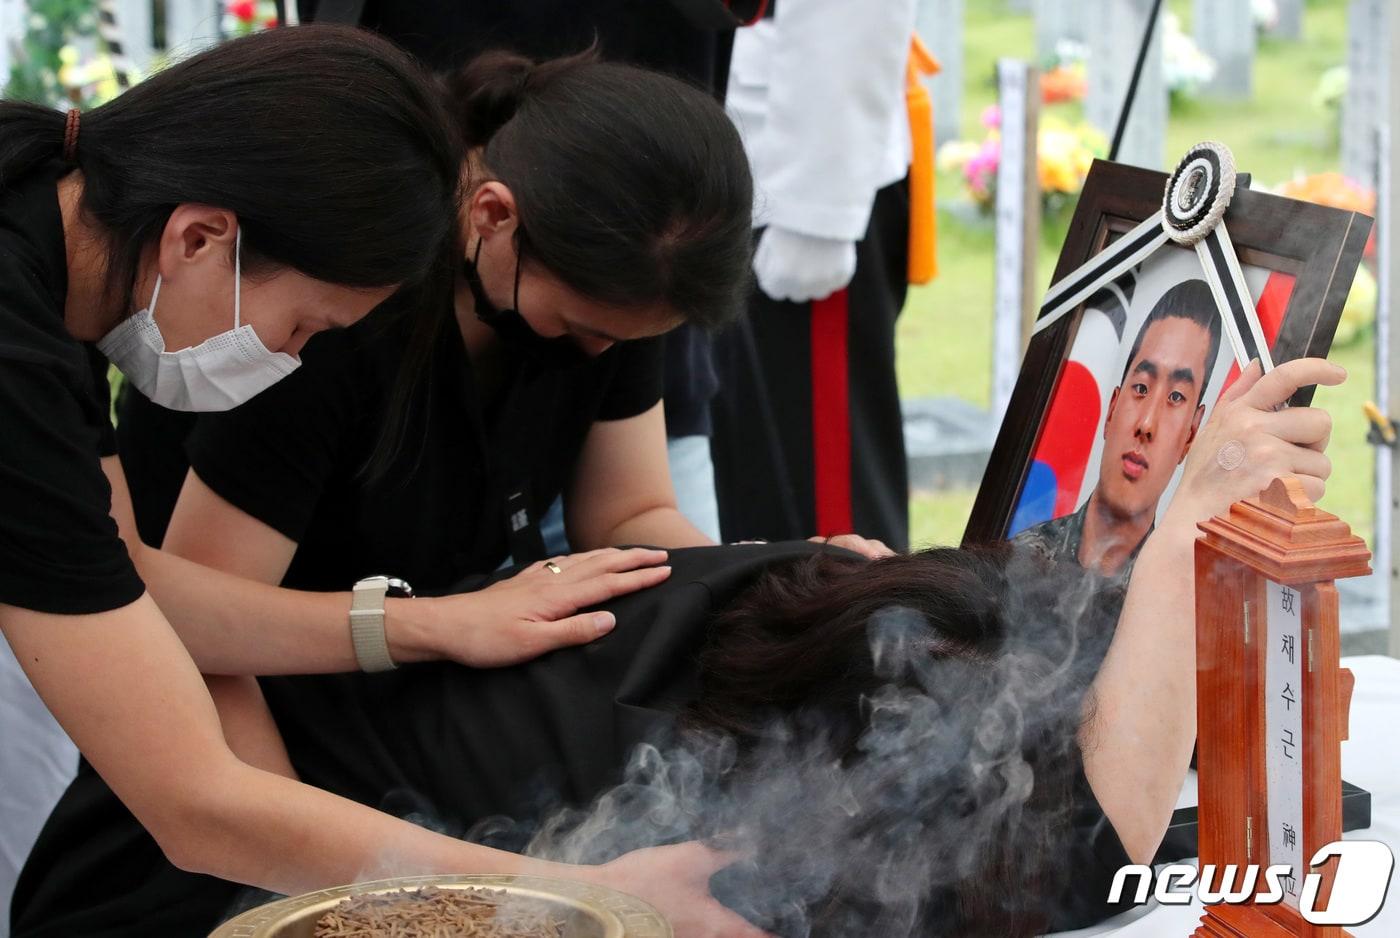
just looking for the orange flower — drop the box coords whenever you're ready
[1278,172,1374,214]
[1279,173,1377,257]
[1040,66,1087,105]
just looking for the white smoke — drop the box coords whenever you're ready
[504,548,1120,937]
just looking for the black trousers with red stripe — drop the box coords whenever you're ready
[711,178,910,552]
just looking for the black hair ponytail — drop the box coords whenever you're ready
[447,50,536,148]
[0,24,461,310]
[0,102,71,186]
[446,48,754,329]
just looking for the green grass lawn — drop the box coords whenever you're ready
[901,0,1373,550]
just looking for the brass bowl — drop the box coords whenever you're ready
[208,873,672,938]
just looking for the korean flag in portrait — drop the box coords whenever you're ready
[1009,245,1297,562]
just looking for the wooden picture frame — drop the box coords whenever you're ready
[963,158,1372,548]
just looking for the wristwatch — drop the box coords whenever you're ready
[349,575,414,673]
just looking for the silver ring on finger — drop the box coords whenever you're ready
[544,561,563,575]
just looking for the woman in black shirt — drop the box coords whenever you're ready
[16,540,1130,936]
[0,26,766,938]
[116,50,892,770]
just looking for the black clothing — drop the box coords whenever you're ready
[116,308,663,575]
[306,0,735,441]
[0,166,144,615]
[10,542,819,937]
[663,325,720,438]
[13,543,1132,937]
[311,0,735,103]
[712,179,911,551]
[113,383,195,548]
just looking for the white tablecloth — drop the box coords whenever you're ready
[0,638,78,938]
[1054,655,1400,936]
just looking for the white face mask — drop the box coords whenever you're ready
[97,228,300,412]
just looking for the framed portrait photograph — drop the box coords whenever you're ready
[963,158,1373,576]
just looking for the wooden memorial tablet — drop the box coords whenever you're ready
[1194,477,1369,937]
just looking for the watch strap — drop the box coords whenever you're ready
[350,576,396,672]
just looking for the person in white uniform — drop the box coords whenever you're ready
[712,0,919,552]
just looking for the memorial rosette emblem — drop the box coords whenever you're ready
[1163,141,1235,245]
[1034,141,1271,372]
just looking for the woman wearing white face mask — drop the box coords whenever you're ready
[0,26,760,938]
[96,228,298,412]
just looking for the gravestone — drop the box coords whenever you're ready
[1273,0,1304,40]
[164,0,222,57]
[1387,0,1400,659]
[1086,0,1165,170]
[916,0,963,150]
[1379,120,1394,654]
[0,0,25,83]
[1034,0,1084,64]
[903,397,994,491]
[1194,0,1254,99]
[1341,0,1387,189]
[992,59,1040,422]
[110,0,156,75]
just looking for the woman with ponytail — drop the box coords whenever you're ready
[115,47,887,798]
[1,28,766,938]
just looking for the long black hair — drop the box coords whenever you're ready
[687,546,1125,937]
[0,24,461,309]
[446,48,754,330]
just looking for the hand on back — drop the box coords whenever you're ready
[422,548,671,668]
[810,533,896,559]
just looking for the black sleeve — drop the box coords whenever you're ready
[0,358,145,615]
[596,336,665,421]
[184,331,361,543]
[1045,755,1139,932]
[114,382,200,548]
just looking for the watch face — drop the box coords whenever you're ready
[359,574,412,597]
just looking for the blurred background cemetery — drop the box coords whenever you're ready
[904,0,1376,543]
[2,0,1393,648]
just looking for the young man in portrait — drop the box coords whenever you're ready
[1014,279,1223,579]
